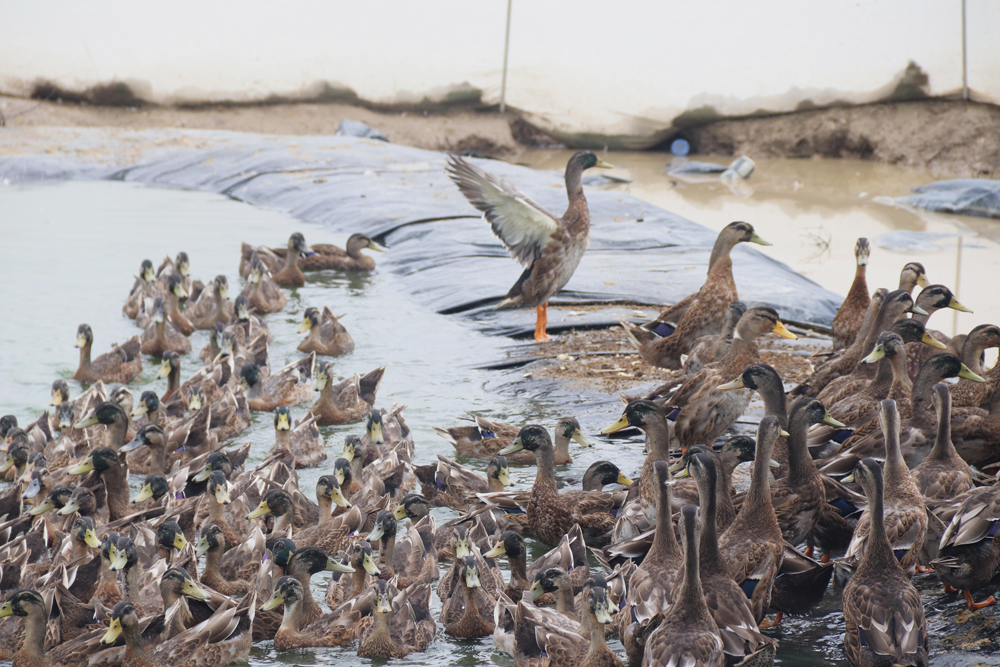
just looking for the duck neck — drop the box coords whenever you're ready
[370,609,394,641]
[585,613,609,659]
[275,428,291,451]
[292,572,318,615]
[564,161,586,206]
[273,511,294,534]
[911,367,943,428]
[854,261,867,282]
[283,242,301,273]
[208,496,225,524]
[533,444,557,489]
[459,580,483,623]
[743,436,774,519]
[647,474,680,563]
[487,475,505,493]
[204,545,223,579]
[316,495,333,525]
[380,534,396,573]
[698,478,725,571]
[279,599,306,634]
[72,537,91,562]
[108,418,129,451]
[554,581,574,614]
[867,356,895,394]
[786,413,816,485]
[78,340,94,376]
[167,293,183,319]
[509,551,529,587]
[887,351,913,397]
[677,530,707,615]
[102,463,130,521]
[756,380,788,428]
[348,567,367,599]
[167,365,181,394]
[644,414,672,462]
[20,610,45,660]
[120,565,139,603]
[150,441,167,475]
[165,596,192,639]
[553,431,570,462]
[99,557,117,589]
[154,319,167,344]
[862,478,894,566]
[707,235,738,274]
[123,624,152,664]
[883,429,907,487]
[928,403,956,461]
[962,337,992,373]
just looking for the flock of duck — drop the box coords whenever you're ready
[0,150,998,667]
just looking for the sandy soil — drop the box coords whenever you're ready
[2,96,998,178]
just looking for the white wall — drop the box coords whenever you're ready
[2,0,996,142]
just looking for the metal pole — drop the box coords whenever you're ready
[953,235,963,337]
[962,0,969,100]
[500,0,513,112]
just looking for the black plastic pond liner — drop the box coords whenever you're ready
[0,129,841,335]
[897,178,1000,219]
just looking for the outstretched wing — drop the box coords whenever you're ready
[447,155,560,266]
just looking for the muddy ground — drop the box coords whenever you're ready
[2,96,998,179]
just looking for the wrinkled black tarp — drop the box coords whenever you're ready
[0,129,840,335]
[897,179,1000,219]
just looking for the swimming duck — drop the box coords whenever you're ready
[911,384,975,508]
[440,555,496,638]
[72,324,142,385]
[669,436,760,531]
[248,489,362,554]
[140,297,192,355]
[842,458,928,667]
[307,362,383,425]
[643,505,726,667]
[296,306,354,356]
[256,233,315,287]
[225,294,272,344]
[68,446,130,522]
[447,150,613,343]
[271,406,325,468]
[156,251,201,299]
[838,400,927,581]
[831,238,871,351]
[718,416,785,625]
[123,259,159,320]
[163,274,195,337]
[194,524,250,596]
[186,275,233,330]
[239,354,315,412]
[626,221,772,369]
[357,579,435,658]
[685,451,775,664]
[365,510,438,588]
[434,414,589,465]
[413,454,511,511]
[244,233,386,275]
[325,542,381,608]
[498,425,617,545]
[681,300,747,374]
[260,547,358,635]
[436,523,505,602]
[239,257,287,313]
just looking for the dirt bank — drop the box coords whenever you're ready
[2,96,998,179]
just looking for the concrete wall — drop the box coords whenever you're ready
[2,0,996,145]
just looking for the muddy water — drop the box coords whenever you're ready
[520,150,1000,344]
[0,174,988,667]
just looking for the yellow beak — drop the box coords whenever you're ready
[296,318,312,334]
[173,534,188,550]
[100,618,123,645]
[183,579,211,600]
[362,553,381,575]
[68,457,95,475]
[958,364,986,382]
[0,602,13,619]
[497,467,512,487]
[771,321,797,339]
[948,296,972,313]
[392,504,407,521]
[84,529,102,548]
[594,157,616,169]
[601,415,630,434]
[485,542,506,559]
[617,472,634,486]
[571,429,592,447]
[132,484,154,504]
[922,332,947,349]
[718,376,745,391]
[156,360,172,379]
[862,345,885,364]
[498,437,524,455]
[261,591,284,611]
[748,232,772,246]
[247,501,270,519]
[823,413,846,428]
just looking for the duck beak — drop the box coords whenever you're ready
[218,285,230,301]
[823,413,846,428]
[73,414,100,430]
[862,345,885,364]
[718,376,745,391]
[57,497,81,516]
[132,483,154,504]
[327,558,355,573]
[120,434,144,453]
[465,567,481,589]
[947,296,972,313]
[362,553,381,575]
[0,455,13,474]
[275,412,291,431]
[497,467,513,487]
[454,538,471,559]
[215,484,231,506]
[100,618,123,645]
[84,529,102,548]
[908,304,928,316]
[109,548,128,572]
[331,487,351,509]
[195,536,210,558]
[183,578,211,600]
[921,332,947,349]
[342,445,355,462]
[673,464,691,479]
[27,497,55,516]
[334,468,346,486]
[187,395,203,412]
[842,471,856,484]
[296,318,312,334]
[156,360,172,379]
[779,428,791,437]
[376,594,393,613]
[958,364,986,382]
[173,534,188,550]
[498,437,524,455]
[261,591,284,611]
[748,232,772,246]
[917,274,930,289]
[366,523,385,542]
[617,472,634,486]
[392,504,407,521]
[769,459,782,468]
[0,602,13,619]
[594,158,616,169]
[174,284,190,299]
[192,465,212,483]
[68,456,95,475]
[49,389,63,406]
[771,321,797,339]
[369,422,384,446]
[367,241,387,253]
[22,477,41,499]
[530,581,543,601]
[594,600,614,625]
[485,542,506,559]
[571,429,592,447]
[74,333,88,349]
[601,414,630,434]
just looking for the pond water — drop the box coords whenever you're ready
[0,167,993,666]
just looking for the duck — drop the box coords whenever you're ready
[324,542,381,608]
[296,307,354,356]
[625,221,773,369]
[239,257,287,313]
[357,579,435,658]
[580,460,633,491]
[162,274,195,337]
[670,436,760,531]
[72,324,142,385]
[911,383,975,509]
[837,400,928,581]
[123,259,158,321]
[831,238,871,350]
[247,489,363,554]
[414,454,511,511]
[270,406,325,468]
[68,446,131,522]
[901,284,971,379]
[225,294,272,345]
[513,585,623,667]
[239,354,315,412]
[365,510,438,588]
[156,567,216,640]
[681,300,746,374]
[666,307,796,449]
[156,251,200,299]
[447,150,613,343]
[436,523,505,602]
[440,555,496,638]
[307,362,383,425]
[194,524,250,596]
[434,414,590,465]
[484,530,534,601]
[140,297,192,356]
[256,233,315,287]
[100,597,253,667]
[643,505,726,667]
[244,233,386,275]
[950,323,1000,408]
[130,473,170,510]
[202,471,241,551]
[718,416,785,626]
[186,275,233,330]
[498,425,617,545]
[842,458,928,667]
[898,261,930,295]
[260,546,358,637]
[618,461,680,664]
[0,588,109,667]
[684,451,775,664]
[931,478,1000,610]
